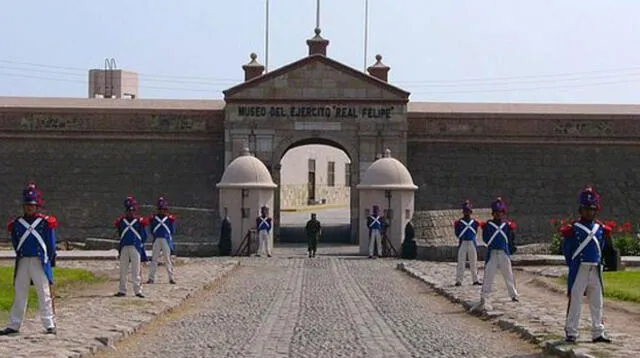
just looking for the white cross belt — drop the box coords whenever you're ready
[457,219,476,239]
[16,217,49,264]
[121,218,142,241]
[486,221,508,247]
[258,217,271,230]
[572,222,601,261]
[153,216,171,238]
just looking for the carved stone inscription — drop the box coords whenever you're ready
[553,121,613,136]
[436,120,484,134]
[19,114,87,130]
[237,105,395,120]
[150,114,206,132]
[6,113,207,133]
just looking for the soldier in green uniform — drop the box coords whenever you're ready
[305,213,322,257]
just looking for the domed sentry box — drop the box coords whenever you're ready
[356,149,418,256]
[216,148,277,255]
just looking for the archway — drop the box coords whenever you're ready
[271,136,359,245]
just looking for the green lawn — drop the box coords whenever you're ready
[0,266,105,313]
[601,271,640,303]
[560,271,640,303]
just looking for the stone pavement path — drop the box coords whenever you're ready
[94,252,546,358]
[400,261,640,358]
[0,258,238,358]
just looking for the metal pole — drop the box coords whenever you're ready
[265,0,270,73]
[109,58,116,98]
[316,0,320,29]
[364,0,369,72]
[240,190,246,254]
[103,58,108,97]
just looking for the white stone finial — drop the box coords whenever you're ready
[241,147,251,156]
[384,149,392,158]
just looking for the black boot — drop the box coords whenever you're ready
[592,335,612,343]
[0,328,19,335]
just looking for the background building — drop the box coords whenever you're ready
[280,144,351,209]
[88,69,139,99]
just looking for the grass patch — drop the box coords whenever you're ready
[0,265,106,313]
[558,271,640,303]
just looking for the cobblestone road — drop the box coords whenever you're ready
[96,248,547,358]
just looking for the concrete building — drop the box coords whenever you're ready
[280,144,351,209]
[88,69,139,99]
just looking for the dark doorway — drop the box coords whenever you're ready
[307,159,316,204]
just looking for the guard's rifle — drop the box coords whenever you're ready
[233,229,254,256]
[381,229,398,257]
[113,227,121,261]
[49,283,56,315]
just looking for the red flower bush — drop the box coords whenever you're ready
[548,216,640,255]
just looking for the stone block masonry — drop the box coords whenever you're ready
[412,208,493,247]
[0,107,226,243]
[0,138,225,242]
[408,142,640,244]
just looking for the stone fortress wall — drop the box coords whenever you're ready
[3,28,640,245]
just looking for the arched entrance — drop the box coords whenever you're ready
[221,36,411,248]
[271,135,359,244]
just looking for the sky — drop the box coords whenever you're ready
[1,0,639,104]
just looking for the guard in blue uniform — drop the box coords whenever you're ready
[477,197,519,308]
[561,187,613,343]
[0,185,58,335]
[256,206,272,257]
[454,200,483,286]
[147,196,176,284]
[114,196,148,298]
[367,205,384,258]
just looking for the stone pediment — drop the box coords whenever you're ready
[223,54,410,103]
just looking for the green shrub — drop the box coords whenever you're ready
[549,233,563,255]
[613,234,640,256]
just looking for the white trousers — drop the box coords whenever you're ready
[119,245,142,295]
[565,264,606,339]
[456,241,479,283]
[258,230,271,256]
[148,238,174,281]
[6,257,55,331]
[481,250,518,300]
[369,229,382,256]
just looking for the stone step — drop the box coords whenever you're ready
[0,250,142,261]
[83,238,218,257]
[416,245,640,267]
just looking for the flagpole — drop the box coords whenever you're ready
[265,0,270,73]
[363,0,369,71]
[316,0,320,28]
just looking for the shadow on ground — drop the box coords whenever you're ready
[278,224,351,244]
